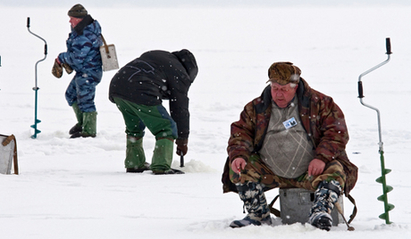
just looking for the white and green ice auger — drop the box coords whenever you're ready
[357,38,395,224]
[27,17,47,139]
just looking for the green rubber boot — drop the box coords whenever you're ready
[151,138,174,173]
[69,102,83,135]
[70,111,97,138]
[125,136,150,173]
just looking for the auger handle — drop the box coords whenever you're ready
[386,38,392,55]
[358,81,364,98]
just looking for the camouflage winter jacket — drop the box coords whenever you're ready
[58,15,103,73]
[222,78,358,196]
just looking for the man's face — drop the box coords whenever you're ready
[69,17,83,28]
[270,82,298,108]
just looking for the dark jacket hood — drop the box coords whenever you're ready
[172,49,198,82]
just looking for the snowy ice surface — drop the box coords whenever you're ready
[1,3,411,239]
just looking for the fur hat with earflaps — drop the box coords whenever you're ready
[267,62,301,85]
[68,4,88,18]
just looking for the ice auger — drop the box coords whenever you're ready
[357,38,394,224]
[27,17,47,139]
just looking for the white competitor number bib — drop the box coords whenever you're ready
[283,117,297,129]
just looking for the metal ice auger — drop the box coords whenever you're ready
[27,17,47,139]
[357,38,394,224]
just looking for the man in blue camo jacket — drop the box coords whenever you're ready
[53,4,103,138]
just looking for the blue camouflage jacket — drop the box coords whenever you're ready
[58,15,103,73]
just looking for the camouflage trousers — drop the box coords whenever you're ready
[65,69,102,113]
[229,154,346,192]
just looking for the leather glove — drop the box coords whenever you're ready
[176,138,188,156]
[52,58,63,78]
[62,63,73,74]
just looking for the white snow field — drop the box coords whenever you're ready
[0,2,411,239]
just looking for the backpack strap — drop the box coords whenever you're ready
[268,194,281,217]
[347,194,357,224]
[100,34,110,56]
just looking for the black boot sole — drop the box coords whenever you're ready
[152,168,185,175]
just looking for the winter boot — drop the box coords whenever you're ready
[126,162,150,173]
[69,102,83,135]
[150,138,175,174]
[125,136,150,173]
[309,180,342,231]
[152,168,184,175]
[70,111,97,138]
[230,182,272,228]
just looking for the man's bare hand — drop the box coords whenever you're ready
[308,158,325,176]
[231,158,247,174]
